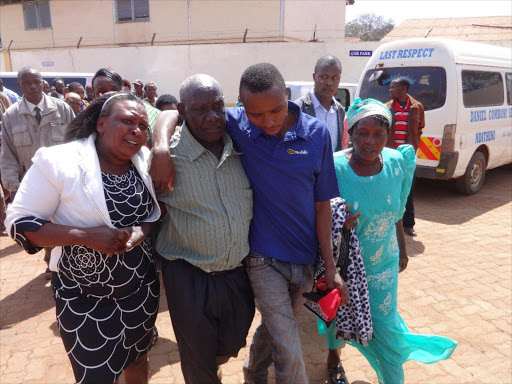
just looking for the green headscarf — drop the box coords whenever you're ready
[347,98,392,132]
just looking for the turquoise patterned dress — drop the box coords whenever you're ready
[320,145,457,384]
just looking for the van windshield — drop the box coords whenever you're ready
[359,67,447,111]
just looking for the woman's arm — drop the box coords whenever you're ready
[24,223,131,256]
[315,200,349,304]
[396,219,408,272]
[149,110,180,195]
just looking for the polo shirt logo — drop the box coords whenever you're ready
[287,149,308,155]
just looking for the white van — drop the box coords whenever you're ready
[0,72,94,96]
[357,38,512,194]
[286,81,358,111]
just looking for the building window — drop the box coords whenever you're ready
[23,1,52,30]
[462,71,504,108]
[115,0,150,22]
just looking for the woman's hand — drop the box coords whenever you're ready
[125,226,146,251]
[325,267,349,305]
[84,226,131,256]
[399,251,408,273]
[343,203,362,230]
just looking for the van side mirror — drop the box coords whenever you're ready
[369,70,384,82]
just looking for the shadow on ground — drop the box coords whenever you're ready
[415,164,512,225]
[0,273,54,329]
[0,242,22,258]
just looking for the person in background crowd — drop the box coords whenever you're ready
[85,83,95,103]
[50,78,65,100]
[143,82,157,107]
[386,78,424,237]
[0,67,74,279]
[92,68,160,147]
[296,55,347,152]
[157,75,255,383]
[123,79,132,92]
[326,98,455,383]
[133,79,145,99]
[155,94,178,111]
[92,68,123,99]
[65,92,82,115]
[6,92,161,384]
[68,82,89,110]
[42,80,51,96]
[0,79,21,103]
[51,86,56,93]
[151,63,348,384]
[0,91,12,236]
[63,85,69,96]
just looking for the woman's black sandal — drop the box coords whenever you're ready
[328,363,348,384]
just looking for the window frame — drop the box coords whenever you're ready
[22,0,52,31]
[505,73,512,106]
[461,70,505,108]
[114,0,150,23]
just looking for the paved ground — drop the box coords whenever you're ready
[1,164,511,384]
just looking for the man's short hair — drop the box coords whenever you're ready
[314,55,342,73]
[155,94,178,110]
[52,77,64,86]
[17,66,40,82]
[68,82,83,92]
[239,63,285,95]
[392,77,410,91]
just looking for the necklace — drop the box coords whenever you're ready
[350,152,383,177]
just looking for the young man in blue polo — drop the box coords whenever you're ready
[150,64,348,384]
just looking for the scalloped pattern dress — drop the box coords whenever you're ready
[321,145,457,384]
[11,164,159,384]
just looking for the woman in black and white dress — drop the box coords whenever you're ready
[6,92,161,384]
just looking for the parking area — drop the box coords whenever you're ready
[1,165,511,384]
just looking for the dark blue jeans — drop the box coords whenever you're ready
[243,252,313,384]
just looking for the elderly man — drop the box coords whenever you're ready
[151,64,348,384]
[1,67,74,276]
[386,77,425,237]
[156,74,254,384]
[296,55,347,152]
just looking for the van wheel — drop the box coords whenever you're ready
[456,151,486,195]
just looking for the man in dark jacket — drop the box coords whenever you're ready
[295,55,347,152]
[386,78,425,236]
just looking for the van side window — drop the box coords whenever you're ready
[462,71,504,108]
[506,73,512,105]
[359,67,447,111]
[335,89,350,110]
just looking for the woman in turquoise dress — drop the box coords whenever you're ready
[320,98,457,384]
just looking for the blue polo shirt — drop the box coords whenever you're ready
[225,101,339,264]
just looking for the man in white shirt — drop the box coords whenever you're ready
[0,67,74,277]
[295,55,347,152]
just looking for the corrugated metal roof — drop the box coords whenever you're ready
[382,16,512,41]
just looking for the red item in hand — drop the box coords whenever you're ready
[315,278,343,322]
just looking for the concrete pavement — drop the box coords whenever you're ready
[1,164,511,383]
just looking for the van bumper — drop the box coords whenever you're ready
[417,151,459,179]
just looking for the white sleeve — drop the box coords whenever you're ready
[5,148,62,234]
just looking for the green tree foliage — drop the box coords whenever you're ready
[346,13,395,41]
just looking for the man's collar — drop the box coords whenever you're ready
[24,97,45,113]
[180,122,234,162]
[310,90,336,113]
[249,101,306,141]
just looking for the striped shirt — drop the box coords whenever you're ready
[156,123,253,272]
[393,98,410,148]
[144,102,161,148]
